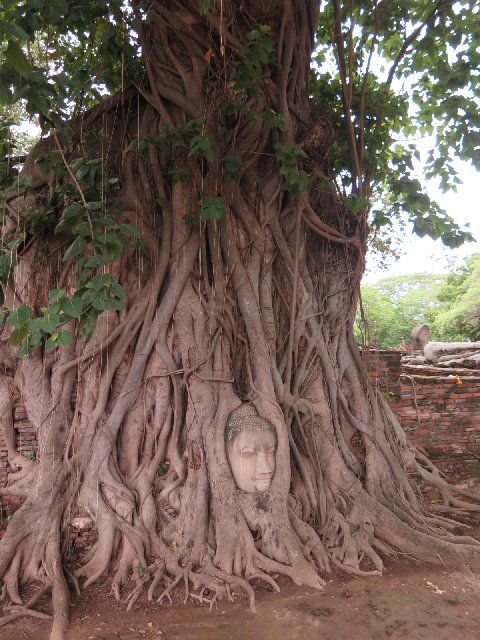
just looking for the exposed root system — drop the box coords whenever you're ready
[1,2,479,639]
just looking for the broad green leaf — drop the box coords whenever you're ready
[199,197,225,221]
[188,135,215,163]
[0,253,17,282]
[109,280,127,300]
[223,154,243,181]
[9,326,29,346]
[88,274,112,291]
[5,41,33,79]
[63,237,87,261]
[199,0,212,14]
[91,291,124,311]
[0,22,29,41]
[79,308,99,342]
[46,330,73,349]
[117,223,140,237]
[86,201,103,210]
[38,312,61,333]
[7,305,32,329]
[59,296,84,319]
[48,289,66,304]
[43,0,68,25]
[84,255,108,268]
[345,196,371,214]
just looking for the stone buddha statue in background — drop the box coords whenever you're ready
[225,404,277,493]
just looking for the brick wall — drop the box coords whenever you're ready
[365,349,480,485]
[398,375,480,484]
[0,403,37,536]
[362,349,402,407]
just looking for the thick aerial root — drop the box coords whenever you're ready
[147,559,255,612]
[413,450,480,514]
[289,508,331,572]
[3,540,25,605]
[0,584,52,628]
[102,541,296,615]
[320,508,383,575]
[253,547,326,589]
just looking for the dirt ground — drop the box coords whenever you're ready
[2,559,480,640]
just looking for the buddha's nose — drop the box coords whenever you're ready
[256,450,273,475]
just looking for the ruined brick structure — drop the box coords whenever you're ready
[398,374,480,483]
[364,349,480,485]
[0,402,37,536]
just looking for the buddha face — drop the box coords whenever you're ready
[226,428,276,493]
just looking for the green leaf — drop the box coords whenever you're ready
[199,0,212,14]
[189,135,215,163]
[9,326,28,346]
[5,40,33,79]
[45,334,58,350]
[88,274,112,291]
[57,330,72,346]
[0,252,17,282]
[56,202,83,233]
[263,111,284,131]
[75,165,90,180]
[183,212,199,225]
[109,280,127,300]
[223,154,243,181]
[84,255,108,268]
[345,196,371,214]
[116,223,140,237]
[0,22,29,41]
[7,305,32,329]
[48,289,66,304]
[91,290,125,311]
[79,308,99,342]
[63,237,87,261]
[38,312,61,333]
[43,0,68,24]
[169,167,190,186]
[199,197,225,222]
[86,201,103,210]
[59,296,84,319]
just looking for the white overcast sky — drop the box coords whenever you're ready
[363,159,480,283]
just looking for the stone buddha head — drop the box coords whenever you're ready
[225,404,277,493]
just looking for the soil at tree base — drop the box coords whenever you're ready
[2,560,480,640]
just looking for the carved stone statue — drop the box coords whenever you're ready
[225,404,277,493]
[411,324,429,351]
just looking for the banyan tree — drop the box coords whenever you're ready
[0,1,479,639]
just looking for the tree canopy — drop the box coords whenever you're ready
[1,0,479,240]
[430,252,480,340]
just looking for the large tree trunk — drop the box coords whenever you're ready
[1,2,480,639]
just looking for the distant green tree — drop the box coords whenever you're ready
[430,253,480,340]
[357,273,447,347]
[356,286,397,347]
